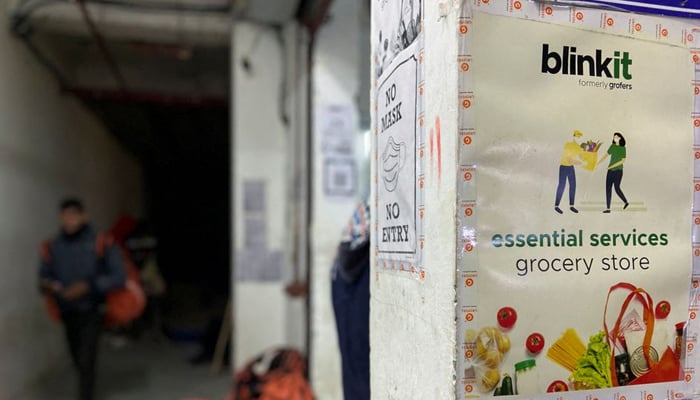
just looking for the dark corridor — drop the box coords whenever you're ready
[86,99,231,319]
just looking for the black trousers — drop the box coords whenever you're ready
[606,169,628,209]
[332,264,370,400]
[63,310,102,400]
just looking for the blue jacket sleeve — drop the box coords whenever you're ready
[93,244,127,294]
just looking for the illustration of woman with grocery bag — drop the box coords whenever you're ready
[598,132,629,213]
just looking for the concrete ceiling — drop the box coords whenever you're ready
[4,0,330,162]
[5,0,324,100]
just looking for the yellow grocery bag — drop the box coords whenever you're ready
[580,151,597,171]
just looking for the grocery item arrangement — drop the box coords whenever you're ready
[464,283,684,396]
[578,137,601,171]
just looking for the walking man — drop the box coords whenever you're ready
[555,130,584,214]
[39,198,126,400]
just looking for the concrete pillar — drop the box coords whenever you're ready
[231,20,306,367]
[370,1,459,399]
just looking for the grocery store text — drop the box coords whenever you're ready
[489,229,669,277]
[514,255,650,277]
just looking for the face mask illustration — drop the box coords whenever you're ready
[382,136,407,192]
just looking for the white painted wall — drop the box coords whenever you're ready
[0,10,143,399]
[231,6,366,399]
[231,21,307,368]
[310,0,363,398]
[369,2,459,400]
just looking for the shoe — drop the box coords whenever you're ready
[623,203,629,210]
[603,209,611,214]
[570,207,579,213]
[555,207,563,214]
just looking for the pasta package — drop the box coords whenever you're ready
[547,329,587,372]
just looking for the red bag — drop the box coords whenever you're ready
[604,282,681,386]
[40,241,62,322]
[104,243,146,326]
[234,349,313,400]
[40,232,146,326]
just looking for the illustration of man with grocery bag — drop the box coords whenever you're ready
[597,132,629,213]
[555,130,585,214]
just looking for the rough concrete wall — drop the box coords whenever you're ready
[369,2,460,399]
[0,13,143,399]
[309,0,362,398]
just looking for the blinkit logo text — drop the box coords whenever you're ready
[541,44,634,91]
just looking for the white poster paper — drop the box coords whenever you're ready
[376,44,418,256]
[237,180,282,282]
[373,0,424,274]
[319,104,357,199]
[373,0,422,77]
[459,12,695,399]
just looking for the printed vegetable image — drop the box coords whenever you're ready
[655,300,671,319]
[526,333,545,354]
[500,374,513,395]
[497,307,517,329]
[579,139,602,152]
[546,380,569,392]
[570,331,613,390]
[493,374,513,396]
[496,333,510,353]
[477,328,503,368]
[467,327,512,392]
[480,368,501,393]
[547,329,586,371]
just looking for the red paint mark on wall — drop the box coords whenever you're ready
[429,128,435,174]
[435,117,442,183]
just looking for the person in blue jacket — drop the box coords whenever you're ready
[332,201,370,400]
[39,198,126,400]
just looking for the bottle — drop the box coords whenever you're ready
[614,353,633,386]
[515,359,539,395]
[676,322,686,362]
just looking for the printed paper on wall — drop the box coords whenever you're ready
[373,0,425,275]
[458,12,695,399]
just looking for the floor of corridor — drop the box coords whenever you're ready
[21,337,231,400]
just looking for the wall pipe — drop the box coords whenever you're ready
[14,0,230,22]
[76,0,128,92]
[301,0,332,377]
[11,22,70,87]
[62,86,228,108]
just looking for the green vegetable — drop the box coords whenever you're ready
[570,331,612,389]
[500,374,513,395]
[493,374,513,396]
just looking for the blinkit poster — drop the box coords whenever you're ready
[458,8,697,400]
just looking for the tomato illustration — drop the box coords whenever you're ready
[497,307,517,329]
[526,333,545,354]
[656,300,671,319]
[547,380,568,392]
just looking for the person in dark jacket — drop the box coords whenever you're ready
[332,201,370,400]
[39,198,126,400]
